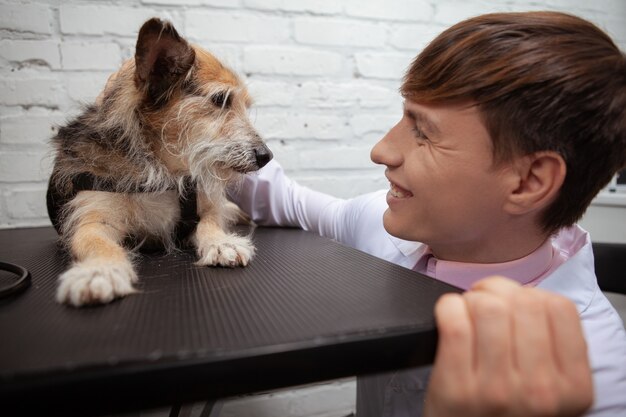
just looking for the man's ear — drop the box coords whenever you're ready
[134,18,195,105]
[503,151,566,215]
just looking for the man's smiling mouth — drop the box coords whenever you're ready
[389,182,414,198]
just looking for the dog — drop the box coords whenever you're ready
[46,17,272,307]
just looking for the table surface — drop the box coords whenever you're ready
[0,226,460,416]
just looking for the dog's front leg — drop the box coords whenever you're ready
[193,193,255,267]
[57,209,137,307]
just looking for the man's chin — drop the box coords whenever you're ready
[382,212,415,241]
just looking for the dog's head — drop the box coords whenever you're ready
[103,18,272,185]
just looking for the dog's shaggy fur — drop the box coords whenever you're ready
[47,18,272,307]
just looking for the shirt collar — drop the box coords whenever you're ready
[537,225,595,313]
[413,238,557,291]
[388,235,425,258]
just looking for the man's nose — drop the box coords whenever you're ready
[371,127,402,168]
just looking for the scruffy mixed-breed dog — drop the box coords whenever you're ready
[46,18,272,307]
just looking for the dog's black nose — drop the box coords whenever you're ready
[255,145,273,168]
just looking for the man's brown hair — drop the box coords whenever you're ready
[402,11,626,232]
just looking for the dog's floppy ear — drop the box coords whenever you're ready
[134,18,195,105]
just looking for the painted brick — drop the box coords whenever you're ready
[0,109,66,145]
[290,380,357,416]
[65,73,110,104]
[201,45,242,72]
[247,80,298,107]
[221,379,357,417]
[141,0,238,6]
[297,81,398,109]
[353,84,400,109]
[0,107,22,118]
[186,11,290,43]
[344,0,433,21]
[0,77,64,107]
[389,23,445,51]
[296,173,387,199]
[254,111,350,140]
[5,187,48,219]
[60,5,161,36]
[261,142,302,170]
[244,46,343,76]
[589,0,626,14]
[0,151,51,183]
[120,35,147,59]
[243,0,342,15]
[0,3,52,34]
[0,40,61,69]
[544,0,592,11]
[61,42,121,70]
[298,146,377,170]
[433,1,509,25]
[294,17,387,47]
[0,195,6,224]
[354,52,415,80]
[350,114,399,136]
[596,16,626,45]
[296,82,355,109]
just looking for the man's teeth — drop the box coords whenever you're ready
[390,183,413,198]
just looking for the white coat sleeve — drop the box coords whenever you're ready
[229,160,360,246]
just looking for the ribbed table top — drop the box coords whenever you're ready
[0,226,459,415]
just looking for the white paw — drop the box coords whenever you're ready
[196,233,255,267]
[56,260,138,307]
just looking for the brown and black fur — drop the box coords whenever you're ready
[47,18,272,307]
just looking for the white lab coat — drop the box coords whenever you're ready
[232,160,626,417]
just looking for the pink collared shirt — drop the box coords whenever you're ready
[413,237,567,290]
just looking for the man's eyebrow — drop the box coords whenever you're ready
[404,106,441,135]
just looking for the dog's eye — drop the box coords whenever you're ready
[211,91,231,109]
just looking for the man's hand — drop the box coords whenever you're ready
[424,276,593,417]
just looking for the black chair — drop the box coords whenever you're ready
[593,242,626,295]
[593,242,626,326]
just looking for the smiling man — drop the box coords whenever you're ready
[230,11,626,417]
[372,101,548,265]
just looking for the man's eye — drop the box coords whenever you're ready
[413,126,429,141]
[211,91,231,108]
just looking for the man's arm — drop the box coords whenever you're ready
[230,160,362,245]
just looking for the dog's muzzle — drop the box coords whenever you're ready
[254,145,273,169]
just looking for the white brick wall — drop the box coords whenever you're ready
[1,0,625,415]
[0,2,52,34]
[1,0,624,231]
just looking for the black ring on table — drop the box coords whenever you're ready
[0,261,31,299]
